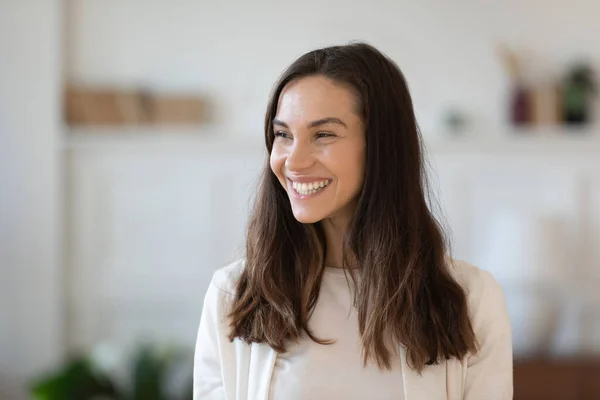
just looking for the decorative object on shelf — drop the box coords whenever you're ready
[65,88,144,126]
[530,81,561,126]
[498,45,532,127]
[442,109,469,136]
[496,45,600,130]
[562,63,596,125]
[29,342,192,400]
[65,86,209,127]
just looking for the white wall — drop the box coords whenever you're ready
[0,1,63,398]
[65,138,265,353]
[68,0,600,137]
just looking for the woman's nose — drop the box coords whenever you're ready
[285,142,315,172]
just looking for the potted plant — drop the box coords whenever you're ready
[30,343,193,400]
[562,63,596,125]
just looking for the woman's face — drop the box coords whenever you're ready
[270,75,366,224]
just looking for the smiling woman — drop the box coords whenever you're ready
[194,43,513,400]
[270,76,366,227]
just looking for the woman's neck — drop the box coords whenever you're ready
[320,216,349,268]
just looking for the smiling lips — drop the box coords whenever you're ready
[290,179,331,196]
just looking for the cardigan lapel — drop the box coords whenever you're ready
[400,348,448,399]
[247,342,277,400]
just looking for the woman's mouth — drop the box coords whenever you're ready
[289,179,331,197]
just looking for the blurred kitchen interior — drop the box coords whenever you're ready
[1,0,600,399]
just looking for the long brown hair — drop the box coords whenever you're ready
[227,42,477,372]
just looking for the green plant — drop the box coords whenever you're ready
[30,343,192,400]
[30,357,118,400]
[563,63,596,124]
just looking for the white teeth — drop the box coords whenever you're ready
[291,179,330,195]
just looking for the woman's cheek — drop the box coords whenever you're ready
[269,148,286,184]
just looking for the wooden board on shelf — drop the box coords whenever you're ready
[64,87,208,127]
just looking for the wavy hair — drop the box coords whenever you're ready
[227,42,477,372]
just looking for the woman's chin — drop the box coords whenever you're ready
[291,208,325,224]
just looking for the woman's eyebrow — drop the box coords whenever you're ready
[272,118,288,128]
[272,117,347,129]
[308,117,347,129]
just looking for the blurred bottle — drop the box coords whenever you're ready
[510,83,531,126]
[498,45,532,127]
[562,63,596,125]
[531,82,561,126]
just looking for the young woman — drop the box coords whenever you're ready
[194,42,513,400]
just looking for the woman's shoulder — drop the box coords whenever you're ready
[210,259,245,296]
[447,258,493,288]
[447,258,508,322]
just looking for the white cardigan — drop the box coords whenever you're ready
[193,259,513,400]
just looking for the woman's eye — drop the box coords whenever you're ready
[316,132,336,139]
[274,131,291,139]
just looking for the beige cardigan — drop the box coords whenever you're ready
[193,259,513,399]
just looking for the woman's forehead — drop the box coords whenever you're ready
[275,76,360,124]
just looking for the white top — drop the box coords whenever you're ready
[269,267,404,400]
[193,259,513,400]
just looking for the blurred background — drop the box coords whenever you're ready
[1,0,600,398]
